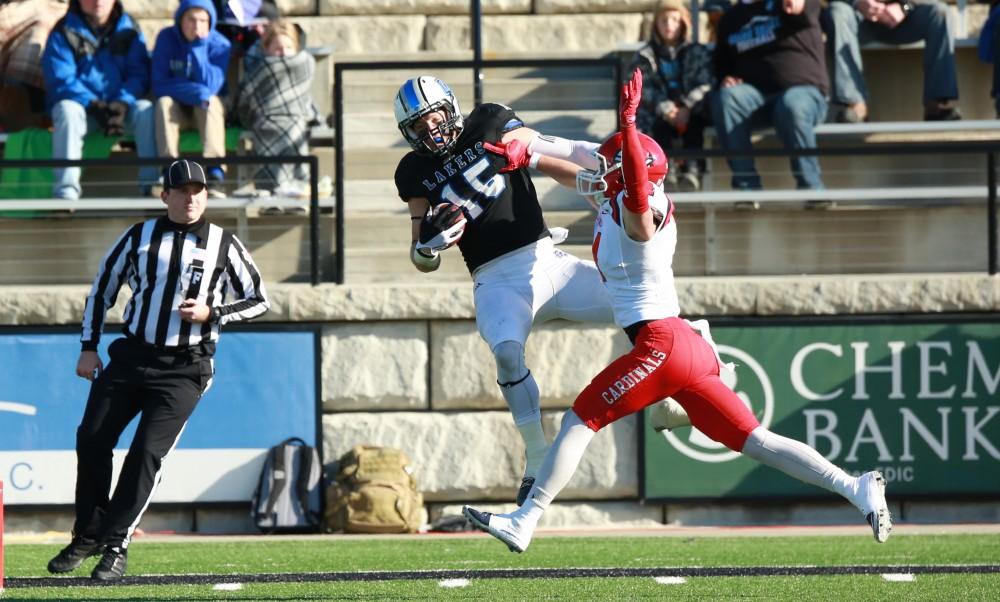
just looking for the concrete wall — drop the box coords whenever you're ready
[3,274,999,534]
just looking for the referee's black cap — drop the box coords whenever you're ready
[164,160,207,190]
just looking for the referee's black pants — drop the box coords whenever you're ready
[73,337,215,548]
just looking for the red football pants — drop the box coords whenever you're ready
[572,317,760,451]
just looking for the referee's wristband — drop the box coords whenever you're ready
[209,306,222,323]
[528,153,542,169]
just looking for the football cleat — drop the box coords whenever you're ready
[91,545,128,581]
[462,506,532,553]
[515,476,535,507]
[857,471,892,543]
[649,398,691,432]
[47,536,102,573]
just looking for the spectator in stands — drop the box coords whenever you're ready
[826,0,960,122]
[0,0,65,132]
[711,0,828,190]
[213,0,278,56]
[979,0,1000,118]
[702,0,734,43]
[152,0,230,198]
[233,20,316,205]
[628,0,714,191]
[213,0,280,124]
[41,0,155,200]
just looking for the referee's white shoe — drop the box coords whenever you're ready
[856,471,892,543]
[462,506,533,553]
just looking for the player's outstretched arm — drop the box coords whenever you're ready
[620,68,658,242]
[486,127,601,203]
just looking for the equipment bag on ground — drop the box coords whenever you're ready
[324,445,424,534]
[252,437,322,532]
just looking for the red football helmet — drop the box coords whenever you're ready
[576,131,668,204]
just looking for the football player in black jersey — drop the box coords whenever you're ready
[393,75,615,505]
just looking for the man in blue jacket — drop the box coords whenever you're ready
[152,0,231,197]
[42,0,156,200]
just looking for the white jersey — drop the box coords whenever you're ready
[592,185,680,328]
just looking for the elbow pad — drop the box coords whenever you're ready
[528,134,601,170]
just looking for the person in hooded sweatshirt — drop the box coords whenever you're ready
[151,0,230,197]
[42,0,156,199]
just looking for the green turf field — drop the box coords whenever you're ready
[3,533,998,600]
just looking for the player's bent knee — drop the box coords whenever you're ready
[493,340,527,383]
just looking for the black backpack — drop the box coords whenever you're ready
[251,437,322,532]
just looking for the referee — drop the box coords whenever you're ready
[46,159,270,581]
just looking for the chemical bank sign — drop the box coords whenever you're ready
[643,319,1000,500]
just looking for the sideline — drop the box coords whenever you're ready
[8,522,1000,545]
[6,564,1000,589]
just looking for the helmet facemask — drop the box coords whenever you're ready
[577,131,668,208]
[576,147,623,207]
[399,103,463,157]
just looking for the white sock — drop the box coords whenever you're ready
[517,410,595,513]
[741,426,857,503]
[515,417,549,478]
[499,371,547,477]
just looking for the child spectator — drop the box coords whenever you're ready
[152,0,230,198]
[628,0,714,191]
[234,20,316,204]
[41,0,156,200]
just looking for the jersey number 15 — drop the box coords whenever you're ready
[439,157,506,220]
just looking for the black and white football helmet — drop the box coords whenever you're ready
[394,76,464,157]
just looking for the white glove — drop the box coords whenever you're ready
[416,203,467,254]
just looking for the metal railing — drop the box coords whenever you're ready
[664,142,998,275]
[0,155,327,284]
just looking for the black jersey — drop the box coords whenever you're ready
[395,103,549,274]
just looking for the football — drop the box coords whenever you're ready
[429,203,465,228]
[424,203,467,249]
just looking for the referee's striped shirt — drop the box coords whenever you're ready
[81,217,270,350]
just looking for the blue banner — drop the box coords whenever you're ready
[0,330,317,503]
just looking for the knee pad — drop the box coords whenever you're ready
[493,340,527,384]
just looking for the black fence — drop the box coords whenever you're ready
[0,154,325,284]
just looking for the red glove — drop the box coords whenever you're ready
[483,139,531,173]
[620,68,650,213]
[619,68,642,129]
